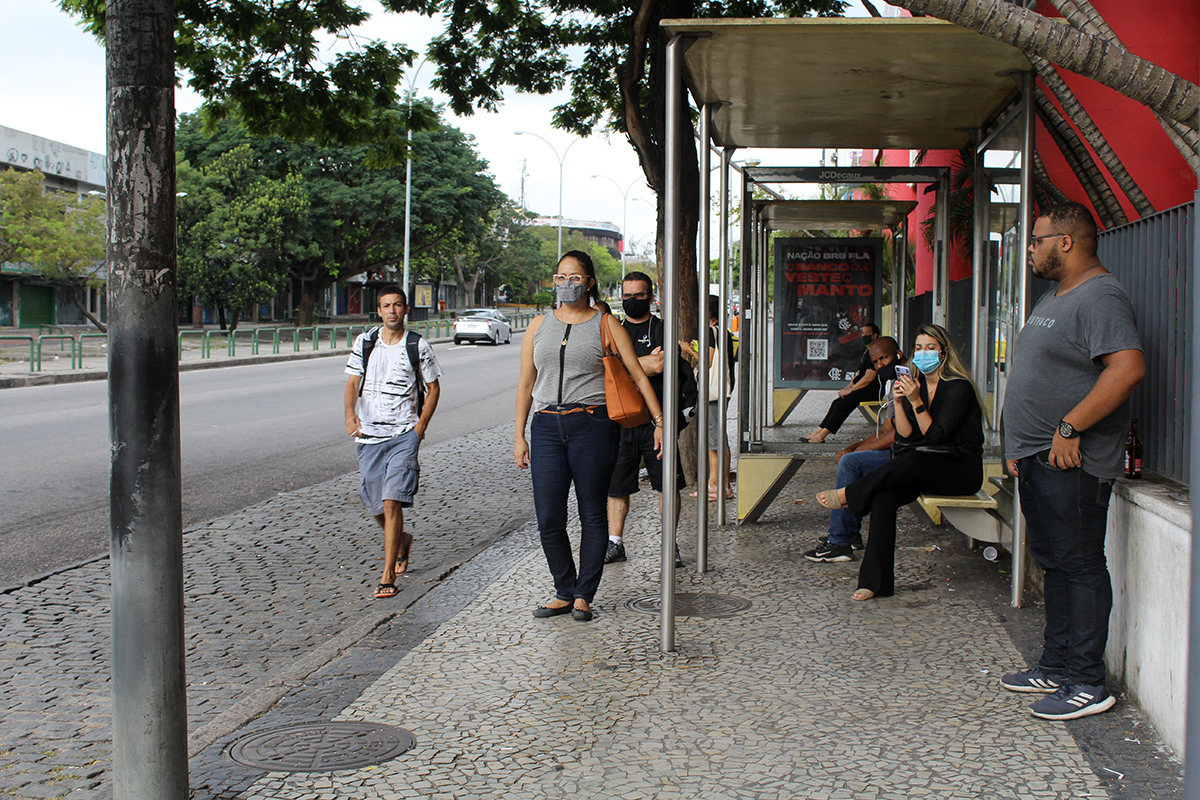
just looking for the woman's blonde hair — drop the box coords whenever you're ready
[914,323,983,408]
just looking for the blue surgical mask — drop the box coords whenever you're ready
[911,350,942,374]
[555,283,587,304]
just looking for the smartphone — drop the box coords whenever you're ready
[894,365,910,377]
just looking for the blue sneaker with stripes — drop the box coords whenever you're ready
[1030,684,1116,720]
[1000,666,1062,694]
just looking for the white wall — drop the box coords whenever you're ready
[1106,476,1192,757]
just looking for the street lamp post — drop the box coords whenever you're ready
[402,58,429,304]
[590,174,641,280]
[515,131,581,260]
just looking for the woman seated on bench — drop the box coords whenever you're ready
[816,323,983,600]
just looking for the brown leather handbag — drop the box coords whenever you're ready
[599,314,650,428]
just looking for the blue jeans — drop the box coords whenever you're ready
[530,405,620,603]
[1018,452,1115,686]
[827,449,891,546]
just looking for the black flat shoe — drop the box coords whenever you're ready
[533,600,573,618]
[571,606,594,622]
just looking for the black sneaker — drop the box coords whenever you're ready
[674,544,685,568]
[819,534,864,550]
[604,540,627,564]
[1000,666,1062,694]
[804,542,854,562]
[1029,684,1116,720]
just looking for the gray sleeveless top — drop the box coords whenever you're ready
[532,312,607,411]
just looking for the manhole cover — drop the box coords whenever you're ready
[226,722,415,772]
[625,592,752,618]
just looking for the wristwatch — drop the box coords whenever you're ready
[913,404,927,415]
[1058,419,1081,439]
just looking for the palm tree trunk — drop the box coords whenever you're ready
[1032,150,1072,206]
[1046,0,1199,174]
[1029,54,1154,217]
[1036,95,1122,228]
[891,0,1199,129]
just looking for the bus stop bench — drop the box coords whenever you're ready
[857,401,883,424]
[912,488,1007,548]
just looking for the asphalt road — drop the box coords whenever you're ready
[0,333,524,585]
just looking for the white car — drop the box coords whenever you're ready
[453,309,512,346]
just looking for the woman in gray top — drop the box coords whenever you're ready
[515,251,664,621]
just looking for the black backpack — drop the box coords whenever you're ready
[357,327,426,416]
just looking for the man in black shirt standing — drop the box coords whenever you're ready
[605,271,692,566]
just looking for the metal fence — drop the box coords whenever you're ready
[1099,200,1194,484]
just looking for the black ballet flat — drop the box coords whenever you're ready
[533,600,573,618]
[571,606,594,622]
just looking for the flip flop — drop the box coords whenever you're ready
[374,583,399,599]
[853,588,876,601]
[395,530,414,576]
[816,489,844,510]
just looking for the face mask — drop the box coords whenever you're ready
[622,297,651,318]
[875,361,898,382]
[911,350,943,374]
[555,283,587,304]
[862,335,874,347]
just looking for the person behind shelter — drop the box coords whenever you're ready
[804,336,901,563]
[680,295,736,501]
[604,271,692,567]
[344,286,443,600]
[999,202,1144,721]
[816,323,983,600]
[514,251,665,622]
[804,324,882,443]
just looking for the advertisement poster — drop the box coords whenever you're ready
[774,237,883,388]
[414,284,433,309]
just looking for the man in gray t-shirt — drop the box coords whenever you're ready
[998,203,1144,721]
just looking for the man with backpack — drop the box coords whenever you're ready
[344,285,443,599]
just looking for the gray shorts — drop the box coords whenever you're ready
[706,401,730,451]
[357,429,421,515]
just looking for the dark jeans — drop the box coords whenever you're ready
[818,385,879,434]
[1018,452,1114,686]
[828,449,892,546]
[845,449,982,596]
[530,405,620,603]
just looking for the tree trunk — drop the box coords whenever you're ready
[70,285,107,333]
[296,283,317,326]
[1032,150,1073,207]
[1035,90,1126,227]
[1029,54,1154,217]
[217,305,227,331]
[892,0,1199,129]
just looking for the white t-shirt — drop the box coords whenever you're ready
[345,330,443,444]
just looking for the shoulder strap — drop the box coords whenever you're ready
[405,329,425,417]
[357,327,381,398]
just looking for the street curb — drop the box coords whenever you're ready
[185,529,519,757]
[0,336,460,390]
[0,552,111,596]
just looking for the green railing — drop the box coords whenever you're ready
[179,329,208,359]
[79,333,107,367]
[36,335,77,371]
[1,335,36,372]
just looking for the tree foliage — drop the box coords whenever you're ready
[176,110,506,323]
[177,146,312,330]
[0,169,107,331]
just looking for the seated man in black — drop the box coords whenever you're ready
[804,324,882,444]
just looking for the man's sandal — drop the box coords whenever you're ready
[374,583,399,599]
[395,530,414,576]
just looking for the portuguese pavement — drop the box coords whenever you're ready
[0,395,1185,799]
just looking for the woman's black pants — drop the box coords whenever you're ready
[844,450,982,596]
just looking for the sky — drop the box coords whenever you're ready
[2,1,882,258]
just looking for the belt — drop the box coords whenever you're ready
[538,404,603,416]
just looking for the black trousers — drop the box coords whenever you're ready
[845,450,982,596]
[818,385,880,434]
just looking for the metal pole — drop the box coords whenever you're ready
[403,126,414,296]
[1184,181,1200,799]
[757,205,768,443]
[897,221,908,344]
[697,105,711,572]
[737,200,752,457]
[934,171,950,328]
[515,132,579,260]
[107,0,189,794]
[971,128,988,388]
[1010,70,1036,609]
[660,34,685,652]
[716,147,732,525]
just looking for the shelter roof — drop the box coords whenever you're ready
[661,17,1031,151]
[755,199,918,230]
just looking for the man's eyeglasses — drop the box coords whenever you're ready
[552,274,587,286]
[621,292,650,300]
[1030,233,1070,245]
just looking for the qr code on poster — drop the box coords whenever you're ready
[807,339,829,361]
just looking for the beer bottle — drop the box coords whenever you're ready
[1124,418,1142,479]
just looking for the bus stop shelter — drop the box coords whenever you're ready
[653,17,1038,650]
